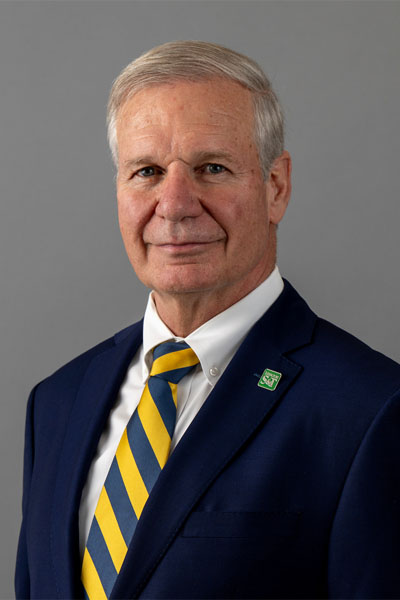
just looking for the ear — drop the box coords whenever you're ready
[266,150,292,225]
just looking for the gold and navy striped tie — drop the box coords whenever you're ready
[81,341,199,600]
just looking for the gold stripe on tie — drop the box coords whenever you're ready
[94,487,127,572]
[81,548,107,600]
[138,386,172,467]
[151,347,199,374]
[115,429,149,518]
[170,382,178,408]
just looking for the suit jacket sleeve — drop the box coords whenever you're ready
[328,388,400,598]
[15,386,36,598]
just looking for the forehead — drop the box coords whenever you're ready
[115,78,256,156]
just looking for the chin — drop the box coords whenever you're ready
[153,279,217,296]
[149,266,222,296]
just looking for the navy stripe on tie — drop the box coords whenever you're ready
[103,459,138,547]
[147,377,177,437]
[157,364,198,384]
[86,517,117,598]
[153,341,189,360]
[126,412,161,492]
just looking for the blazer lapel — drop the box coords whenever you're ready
[111,281,317,599]
[50,322,143,598]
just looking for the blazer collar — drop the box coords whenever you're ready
[111,280,318,598]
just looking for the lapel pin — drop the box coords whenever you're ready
[257,368,282,391]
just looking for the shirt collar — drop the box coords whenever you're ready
[142,266,284,386]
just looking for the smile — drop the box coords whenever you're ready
[150,241,222,254]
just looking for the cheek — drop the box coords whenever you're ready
[218,193,269,247]
[117,191,153,240]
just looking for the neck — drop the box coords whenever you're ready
[152,264,276,338]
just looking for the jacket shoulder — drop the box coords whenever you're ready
[304,316,400,399]
[274,280,400,384]
[315,317,400,369]
[35,320,142,397]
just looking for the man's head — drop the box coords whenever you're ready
[109,42,291,332]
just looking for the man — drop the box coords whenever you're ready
[16,41,400,599]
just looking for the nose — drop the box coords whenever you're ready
[155,162,203,222]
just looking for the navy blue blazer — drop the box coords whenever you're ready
[15,281,400,599]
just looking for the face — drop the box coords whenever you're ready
[116,78,290,306]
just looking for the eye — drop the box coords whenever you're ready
[136,166,157,178]
[133,165,164,179]
[204,163,226,175]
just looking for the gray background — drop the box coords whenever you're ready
[1,0,399,596]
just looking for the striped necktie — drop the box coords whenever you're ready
[81,341,199,600]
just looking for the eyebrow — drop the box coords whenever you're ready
[121,150,237,171]
[192,150,237,164]
[121,156,157,171]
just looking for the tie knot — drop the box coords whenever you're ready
[150,341,199,383]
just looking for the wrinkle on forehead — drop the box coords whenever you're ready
[119,107,247,137]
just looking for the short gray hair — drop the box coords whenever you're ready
[107,40,284,178]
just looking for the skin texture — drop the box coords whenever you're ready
[116,78,291,336]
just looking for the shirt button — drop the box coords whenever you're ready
[209,366,220,377]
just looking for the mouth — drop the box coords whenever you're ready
[149,240,222,255]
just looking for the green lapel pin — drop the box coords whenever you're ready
[257,368,282,391]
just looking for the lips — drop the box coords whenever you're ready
[145,236,224,246]
[157,241,213,246]
[147,239,223,255]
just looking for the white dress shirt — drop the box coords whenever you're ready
[79,266,284,555]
